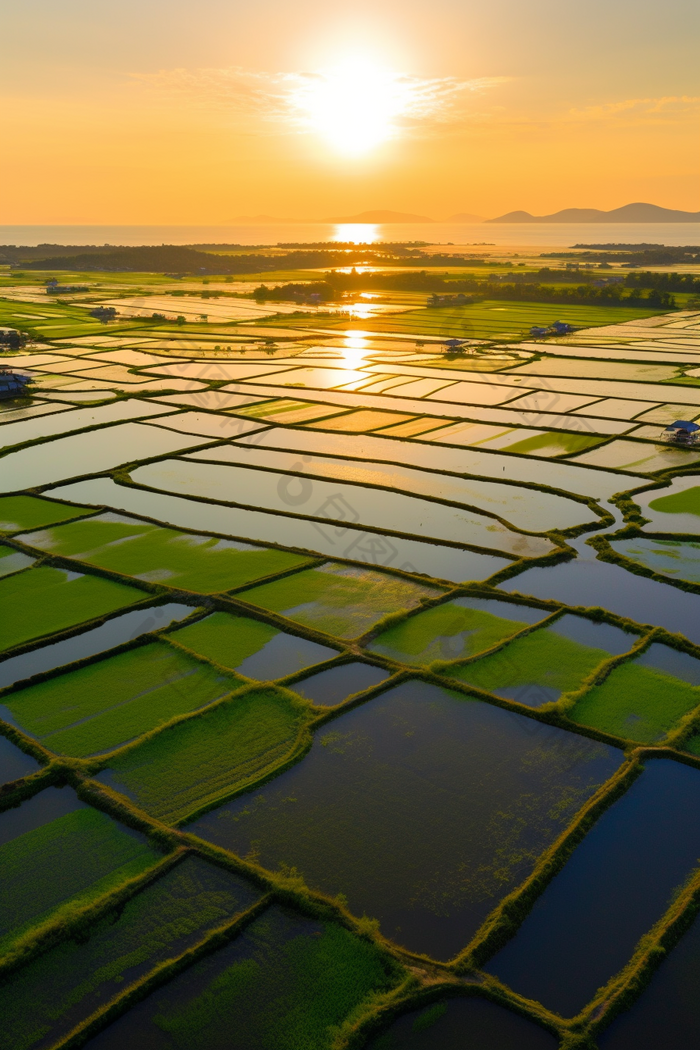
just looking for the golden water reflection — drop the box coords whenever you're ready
[332,224,380,244]
[341,332,371,369]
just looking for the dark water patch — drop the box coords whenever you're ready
[83,905,396,1050]
[291,662,391,705]
[497,683,562,706]
[236,632,337,679]
[598,906,700,1049]
[0,734,41,785]
[0,856,262,1050]
[635,642,700,685]
[367,997,559,1050]
[500,559,700,643]
[487,760,700,1018]
[188,681,620,960]
[549,614,636,655]
[0,603,196,690]
[0,784,85,848]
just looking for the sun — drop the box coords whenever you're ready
[292,57,411,157]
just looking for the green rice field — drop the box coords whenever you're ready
[21,515,312,593]
[0,856,262,1050]
[3,642,241,756]
[0,798,161,953]
[99,686,308,823]
[0,566,145,652]
[369,596,547,665]
[241,562,441,638]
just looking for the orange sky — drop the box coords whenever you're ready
[1,0,698,223]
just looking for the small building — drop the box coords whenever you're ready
[551,321,574,335]
[663,420,700,445]
[0,369,34,400]
[530,326,549,338]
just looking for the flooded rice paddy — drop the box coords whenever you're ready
[3,299,700,1046]
[367,998,559,1050]
[487,760,700,1017]
[189,681,621,959]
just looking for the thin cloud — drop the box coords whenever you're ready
[567,95,700,124]
[131,66,509,133]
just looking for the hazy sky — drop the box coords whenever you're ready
[2,0,698,222]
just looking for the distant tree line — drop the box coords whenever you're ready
[478,284,676,308]
[624,271,700,292]
[253,282,336,302]
[256,274,676,309]
[18,245,489,274]
[543,246,700,265]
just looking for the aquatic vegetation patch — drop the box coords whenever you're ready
[0,566,144,653]
[444,614,631,707]
[167,611,337,678]
[502,431,606,457]
[571,647,700,741]
[240,562,441,639]
[368,596,547,665]
[0,856,262,1050]
[0,495,90,533]
[80,905,398,1050]
[22,513,312,593]
[3,642,240,757]
[99,687,308,824]
[189,681,620,959]
[610,537,700,583]
[649,486,700,517]
[0,805,160,954]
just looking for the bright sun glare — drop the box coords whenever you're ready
[293,58,410,157]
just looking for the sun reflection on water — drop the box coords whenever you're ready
[332,224,380,244]
[341,332,372,369]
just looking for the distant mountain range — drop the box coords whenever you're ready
[447,212,485,223]
[226,214,292,224]
[486,203,700,223]
[325,209,434,223]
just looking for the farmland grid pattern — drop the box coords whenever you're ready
[3,294,700,1047]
